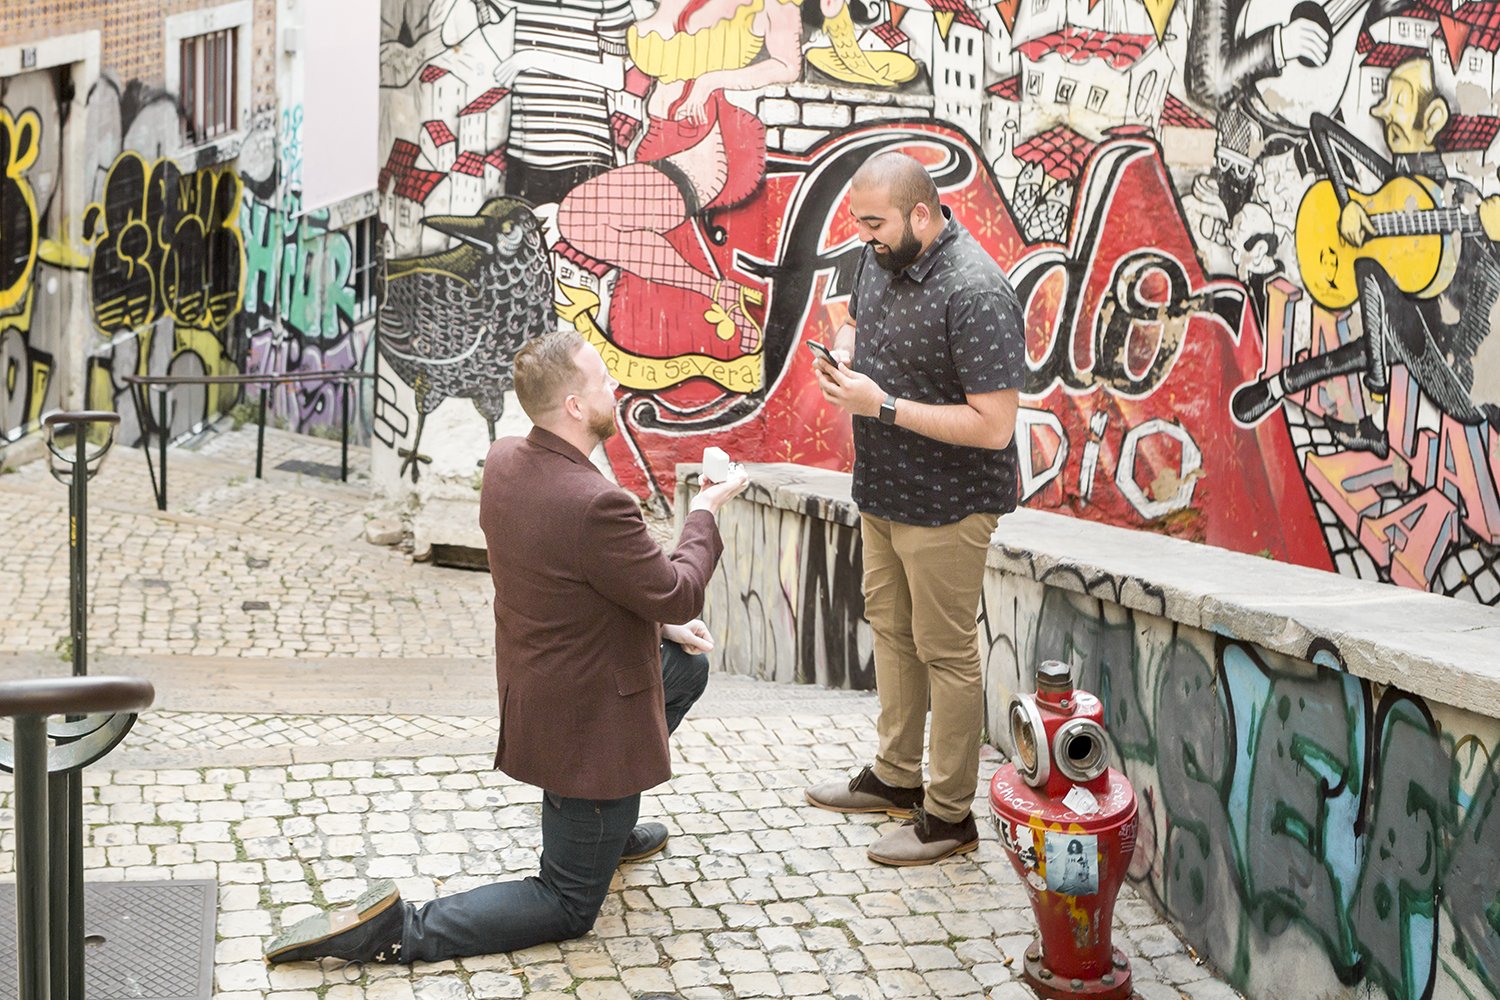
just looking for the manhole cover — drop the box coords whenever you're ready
[274,459,343,480]
[0,879,216,999]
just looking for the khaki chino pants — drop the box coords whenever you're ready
[861,511,998,823]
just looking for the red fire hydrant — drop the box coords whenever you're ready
[989,660,1138,999]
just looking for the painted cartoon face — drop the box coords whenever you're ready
[1373,64,1433,154]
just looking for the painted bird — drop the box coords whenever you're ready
[378,197,554,481]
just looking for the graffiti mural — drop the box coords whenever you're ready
[0,47,380,454]
[0,69,68,446]
[1002,575,1500,1000]
[377,0,1500,598]
[239,107,378,439]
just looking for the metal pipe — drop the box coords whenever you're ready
[156,390,169,512]
[47,773,70,999]
[256,386,267,480]
[66,773,84,1000]
[340,380,350,482]
[69,429,86,676]
[14,714,51,1000]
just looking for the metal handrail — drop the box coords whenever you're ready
[0,675,154,719]
[3,676,154,1000]
[123,369,376,510]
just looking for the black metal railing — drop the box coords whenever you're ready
[2,675,155,1000]
[123,370,375,511]
[4,412,149,1000]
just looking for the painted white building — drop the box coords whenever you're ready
[1014,26,1174,140]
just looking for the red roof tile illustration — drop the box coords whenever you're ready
[460,87,511,116]
[554,239,611,278]
[1400,0,1500,53]
[380,139,447,204]
[1438,113,1500,151]
[1160,93,1212,129]
[611,111,641,149]
[927,0,985,30]
[484,149,508,172]
[1362,42,1427,68]
[1014,125,1097,182]
[872,21,911,46]
[420,65,450,83]
[451,151,486,177]
[1357,31,1374,53]
[988,75,1020,99]
[1017,27,1156,70]
[423,120,456,146]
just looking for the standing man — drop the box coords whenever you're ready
[806,151,1025,866]
[264,330,747,965]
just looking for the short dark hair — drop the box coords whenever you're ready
[513,329,587,421]
[851,151,941,216]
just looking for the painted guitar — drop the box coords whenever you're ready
[1295,175,1481,310]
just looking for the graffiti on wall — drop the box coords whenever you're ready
[0,69,67,446]
[1,65,379,452]
[999,572,1500,1000]
[239,107,378,439]
[376,0,1500,597]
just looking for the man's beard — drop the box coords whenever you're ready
[589,408,617,441]
[871,223,923,272]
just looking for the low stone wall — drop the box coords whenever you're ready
[677,461,1500,1000]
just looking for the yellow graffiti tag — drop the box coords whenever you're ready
[0,109,42,312]
[557,282,763,393]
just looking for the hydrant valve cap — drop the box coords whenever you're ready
[1036,659,1074,693]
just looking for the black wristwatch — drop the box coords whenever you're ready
[878,394,898,425]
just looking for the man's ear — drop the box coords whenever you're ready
[1424,97,1450,144]
[910,201,931,231]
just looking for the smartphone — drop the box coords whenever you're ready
[807,340,840,366]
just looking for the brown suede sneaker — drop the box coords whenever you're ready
[805,765,924,818]
[866,809,980,866]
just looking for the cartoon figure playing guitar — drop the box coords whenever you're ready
[1233,57,1500,447]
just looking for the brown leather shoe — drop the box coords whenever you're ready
[867,809,979,866]
[806,765,923,817]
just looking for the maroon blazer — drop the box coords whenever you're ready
[480,427,724,800]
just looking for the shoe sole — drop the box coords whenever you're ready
[804,790,917,819]
[866,838,980,867]
[620,836,670,864]
[264,880,399,964]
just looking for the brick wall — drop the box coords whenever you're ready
[2,0,276,111]
[754,82,936,153]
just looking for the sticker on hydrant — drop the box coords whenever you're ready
[1044,832,1099,895]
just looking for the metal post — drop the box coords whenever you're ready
[66,774,84,1000]
[47,773,70,999]
[156,389,169,512]
[256,386,267,479]
[340,380,350,482]
[68,429,86,676]
[14,714,51,1000]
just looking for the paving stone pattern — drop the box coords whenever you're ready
[0,426,1241,999]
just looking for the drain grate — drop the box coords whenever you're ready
[0,879,217,1000]
[274,458,343,480]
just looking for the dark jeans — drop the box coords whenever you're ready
[400,640,709,961]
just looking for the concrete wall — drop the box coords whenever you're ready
[376,0,1500,605]
[0,0,377,464]
[680,462,1500,1000]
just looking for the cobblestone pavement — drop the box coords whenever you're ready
[0,426,1241,999]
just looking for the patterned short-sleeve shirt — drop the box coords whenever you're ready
[849,208,1026,526]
